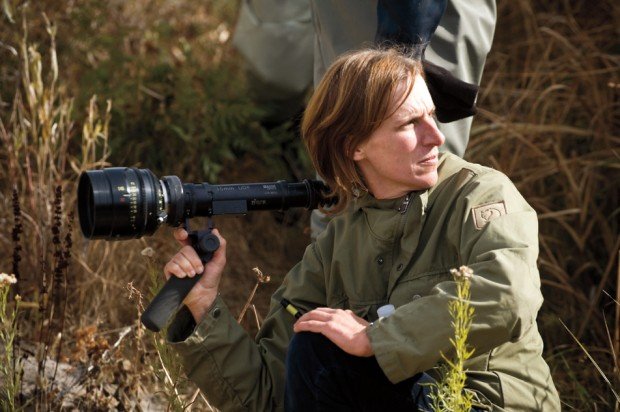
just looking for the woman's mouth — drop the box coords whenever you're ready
[418,154,438,166]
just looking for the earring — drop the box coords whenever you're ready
[351,181,368,197]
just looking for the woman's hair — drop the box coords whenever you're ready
[302,48,423,215]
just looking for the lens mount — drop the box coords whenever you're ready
[161,175,184,226]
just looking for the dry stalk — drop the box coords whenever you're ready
[612,250,620,376]
[250,304,263,329]
[237,267,271,324]
[560,319,620,404]
[11,188,23,294]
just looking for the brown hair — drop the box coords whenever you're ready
[302,48,423,214]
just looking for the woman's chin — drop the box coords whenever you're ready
[412,171,438,191]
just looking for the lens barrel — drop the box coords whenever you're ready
[78,168,163,239]
[78,167,329,240]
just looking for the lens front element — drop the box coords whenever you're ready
[77,168,163,239]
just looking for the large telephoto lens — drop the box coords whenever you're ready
[78,167,331,241]
[78,168,164,239]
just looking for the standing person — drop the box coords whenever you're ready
[165,49,560,411]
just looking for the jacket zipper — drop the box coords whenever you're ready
[398,194,411,214]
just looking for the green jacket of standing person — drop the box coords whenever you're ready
[164,49,560,411]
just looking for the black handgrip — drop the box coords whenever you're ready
[141,226,221,332]
[141,275,202,332]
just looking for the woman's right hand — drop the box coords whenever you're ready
[164,227,227,322]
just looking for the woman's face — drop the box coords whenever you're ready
[353,75,445,199]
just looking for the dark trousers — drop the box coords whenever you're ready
[284,332,436,412]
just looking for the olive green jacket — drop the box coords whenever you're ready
[168,153,560,411]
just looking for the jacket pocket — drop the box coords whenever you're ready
[328,294,385,322]
[390,268,453,307]
[349,299,387,322]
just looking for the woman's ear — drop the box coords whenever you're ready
[353,144,366,161]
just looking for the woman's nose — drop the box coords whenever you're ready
[419,115,445,146]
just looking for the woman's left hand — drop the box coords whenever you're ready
[293,308,374,357]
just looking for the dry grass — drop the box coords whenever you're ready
[0,5,310,408]
[468,0,619,408]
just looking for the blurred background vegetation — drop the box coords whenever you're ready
[0,0,618,410]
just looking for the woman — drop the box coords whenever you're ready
[165,49,560,411]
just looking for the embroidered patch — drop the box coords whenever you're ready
[472,201,507,230]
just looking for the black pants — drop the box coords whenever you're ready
[284,332,437,412]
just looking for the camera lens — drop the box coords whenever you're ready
[78,168,163,239]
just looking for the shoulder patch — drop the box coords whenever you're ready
[472,201,507,230]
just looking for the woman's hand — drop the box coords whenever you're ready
[164,228,227,322]
[293,308,374,357]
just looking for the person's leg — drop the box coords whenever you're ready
[285,332,426,411]
[425,0,497,157]
[232,0,314,125]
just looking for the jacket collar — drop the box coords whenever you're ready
[352,152,454,214]
[347,152,467,293]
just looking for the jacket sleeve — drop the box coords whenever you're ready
[166,241,326,411]
[367,170,544,383]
